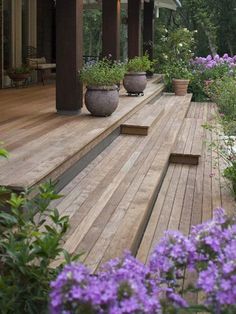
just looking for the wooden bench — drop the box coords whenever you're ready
[28,57,56,85]
[50,94,192,271]
[169,117,204,165]
[120,90,165,136]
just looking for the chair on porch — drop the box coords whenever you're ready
[27,57,56,85]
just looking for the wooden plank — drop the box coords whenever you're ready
[99,95,191,264]
[121,91,165,136]
[168,165,190,230]
[136,165,175,263]
[170,116,204,165]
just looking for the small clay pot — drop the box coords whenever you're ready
[172,79,190,96]
[85,85,119,117]
[123,72,147,95]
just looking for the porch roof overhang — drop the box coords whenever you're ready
[84,0,181,11]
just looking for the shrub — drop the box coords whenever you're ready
[80,59,125,87]
[126,54,153,73]
[0,182,79,314]
[155,28,196,71]
[207,77,236,119]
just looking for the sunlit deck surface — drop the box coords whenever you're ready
[0,83,235,274]
[0,77,164,190]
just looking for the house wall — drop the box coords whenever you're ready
[37,0,55,62]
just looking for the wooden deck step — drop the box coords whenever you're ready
[51,94,192,271]
[0,78,164,192]
[136,102,235,265]
[120,95,165,136]
[170,117,205,165]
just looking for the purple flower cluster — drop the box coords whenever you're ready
[149,231,195,283]
[149,208,236,312]
[50,209,236,313]
[191,209,236,310]
[192,54,236,70]
[50,253,163,314]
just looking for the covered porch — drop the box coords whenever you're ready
[0,0,180,113]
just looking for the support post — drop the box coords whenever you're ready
[143,0,154,60]
[102,0,121,60]
[56,0,83,115]
[128,0,141,59]
[0,0,2,88]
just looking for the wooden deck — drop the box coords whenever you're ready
[51,100,234,271]
[137,102,235,264]
[0,77,164,191]
[0,84,235,273]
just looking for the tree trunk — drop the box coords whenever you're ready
[202,23,217,56]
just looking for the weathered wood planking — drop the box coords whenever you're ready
[170,116,205,165]
[0,78,163,191]
[120,91,165,136]
[137,102,235,266]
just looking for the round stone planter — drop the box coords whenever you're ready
[123,72,147,95]
[85,85,119,117]
[172,79,190,96]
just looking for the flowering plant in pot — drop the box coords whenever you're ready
[124,54,153,96]
[80,59,125,117]
[163,61,192,96]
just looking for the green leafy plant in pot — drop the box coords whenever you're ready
[80,59,125,117]
[7,65,32,86]
[124,54,153,96]
[164,61,192,96]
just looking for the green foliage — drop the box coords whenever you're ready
[202,64,230,81]
[188,72,207,102]
[0,182,79,314]
[155,27,196,72]
[207,77,236,119]
[126,54,153,73]
[224,162,236,197]
[7,65,32,75]
[80,59,125,87]
[0,143,9,159]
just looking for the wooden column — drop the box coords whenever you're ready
[56,0,83,115]
[128,0,141,59]
[0,0,2,88]
[102,0,121,60]
[143,0,154,60]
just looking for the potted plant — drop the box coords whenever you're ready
[123,54,153,96]
[164,62,192,96]
[80,59,125,117]
[7,65,32,86]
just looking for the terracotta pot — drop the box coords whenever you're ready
[8,72,31,82]
[172,79,190,96]
[123,72,147,95]
[85,85,119,117]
